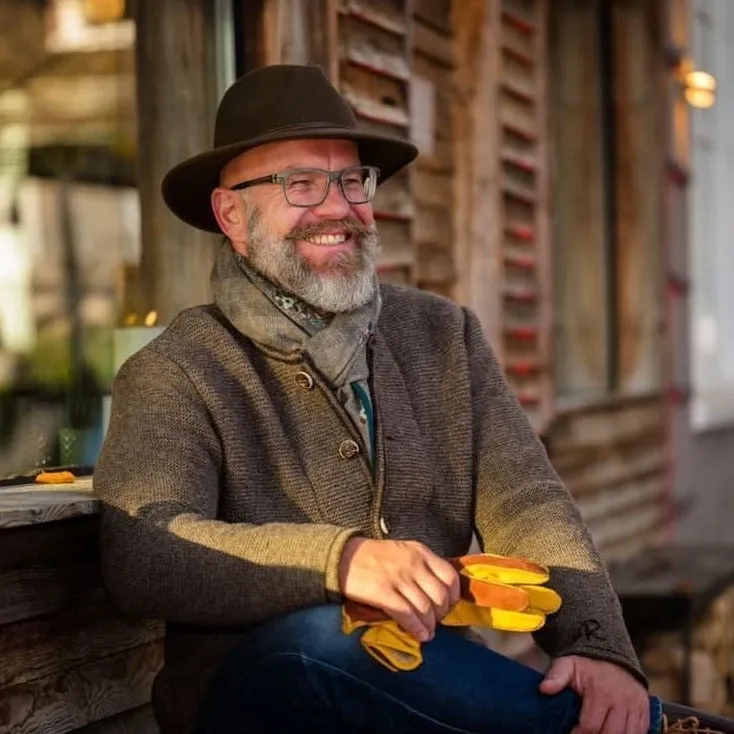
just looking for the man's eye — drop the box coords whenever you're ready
[287,179,318,193]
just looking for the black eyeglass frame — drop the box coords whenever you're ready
[229,164,380,207]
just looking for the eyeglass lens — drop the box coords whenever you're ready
[284,166,377,206]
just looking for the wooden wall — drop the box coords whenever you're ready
[546,394,668,562]
[0,493,161,734]
[336,0,416,286]
[495,0,552,429]
[410,0,455,299]
[452,0,553,431]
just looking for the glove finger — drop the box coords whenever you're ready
[451,553,550,586]
[521,585,562,614]
[459,575,529,611]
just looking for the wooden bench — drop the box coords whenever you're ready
[0,478,162,733]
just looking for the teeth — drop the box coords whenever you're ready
[304,233,348,246]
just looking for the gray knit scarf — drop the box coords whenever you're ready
[210,243,379,462]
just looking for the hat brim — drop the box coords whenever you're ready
[161,127,419,233]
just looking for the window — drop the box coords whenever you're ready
[0,0,138,477]
[689,0,734,430]
[549,0,664,405]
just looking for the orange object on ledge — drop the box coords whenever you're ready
[34,471,77,485]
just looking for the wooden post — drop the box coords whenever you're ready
[452,0,502,349]
[133,0,219,325]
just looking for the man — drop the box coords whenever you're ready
[95,65,731,734]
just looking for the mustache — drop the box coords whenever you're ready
[286,218,370,242]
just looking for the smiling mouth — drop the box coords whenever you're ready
[301,233,351,246]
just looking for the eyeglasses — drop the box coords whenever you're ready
[230,165,380,207]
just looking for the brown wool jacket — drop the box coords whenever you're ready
[94,283,644,734]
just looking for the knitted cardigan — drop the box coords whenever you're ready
[94,283,644,734]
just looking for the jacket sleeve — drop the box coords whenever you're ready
[463,308,646,686]
[94,347,360,627]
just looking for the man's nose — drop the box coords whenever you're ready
[311,179,352,218]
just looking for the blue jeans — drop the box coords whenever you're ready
[196,605,663,734]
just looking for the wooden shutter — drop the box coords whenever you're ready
[337,0,416,286]
[496,0,552,430]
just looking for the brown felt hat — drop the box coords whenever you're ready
[161,64,418,233]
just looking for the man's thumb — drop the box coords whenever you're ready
[539,657,574,695]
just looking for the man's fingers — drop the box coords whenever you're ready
[382,590,431,642]
[571,693,609,734]
[413,563,452,619]
[598,707,627,734]
[398,580,437,639]
[423,553,461,606]
[633,703,650,734]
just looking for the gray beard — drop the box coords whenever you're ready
[244,206,380,314]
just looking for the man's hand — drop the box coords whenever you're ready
[338,538,461,642]
[540,656,649,734]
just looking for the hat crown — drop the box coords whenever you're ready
[213,65,358,148]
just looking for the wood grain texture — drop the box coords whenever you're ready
[0,478,96,529]
[546,394,667,561]
[133,0,219,323]
[0,601,163,689]
[0,515,98,574]
[70,705,158,734]
[0,562,105,627]
[0,641,163,734]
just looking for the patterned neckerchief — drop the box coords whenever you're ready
[235,254,329,336]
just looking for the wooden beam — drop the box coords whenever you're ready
[533,0,554,430]
[452,0,503,351]
[133,0,219,324]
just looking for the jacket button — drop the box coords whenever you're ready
[295,371,314,390]
[379,516,390,536]
[338,439,360,460]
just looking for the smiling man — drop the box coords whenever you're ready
[94,65,732,734]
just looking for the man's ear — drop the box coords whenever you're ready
[211,188,248,247]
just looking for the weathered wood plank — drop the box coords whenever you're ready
[413,20,453,66]
[0,601,163,689]
[556,441,666,494]
[340,0,408,36]
[416,241,455,285]
[576,474,663,525]
[413,174,453,213]
[0,561,105,627]
[0,515,98,575]
[133,0,219,323]
[0,641,163,734]
[0,478,96,529]
[355,114,409,140]
[340,17,410,79]
[69,705,157,734]
[413,0,451,33]
[372,172,414,218]
[590,502,666,558]
[341,62,410,127]
[413,206,452,246]
[376,218,413,269]
[70,705,158,734]
[549,399,665,453]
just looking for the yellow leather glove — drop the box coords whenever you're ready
[342,553,562,672]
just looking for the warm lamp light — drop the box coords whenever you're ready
[684,69,717,109]
[82,0,125,24]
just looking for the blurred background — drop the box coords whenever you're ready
[0,0,734,717]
